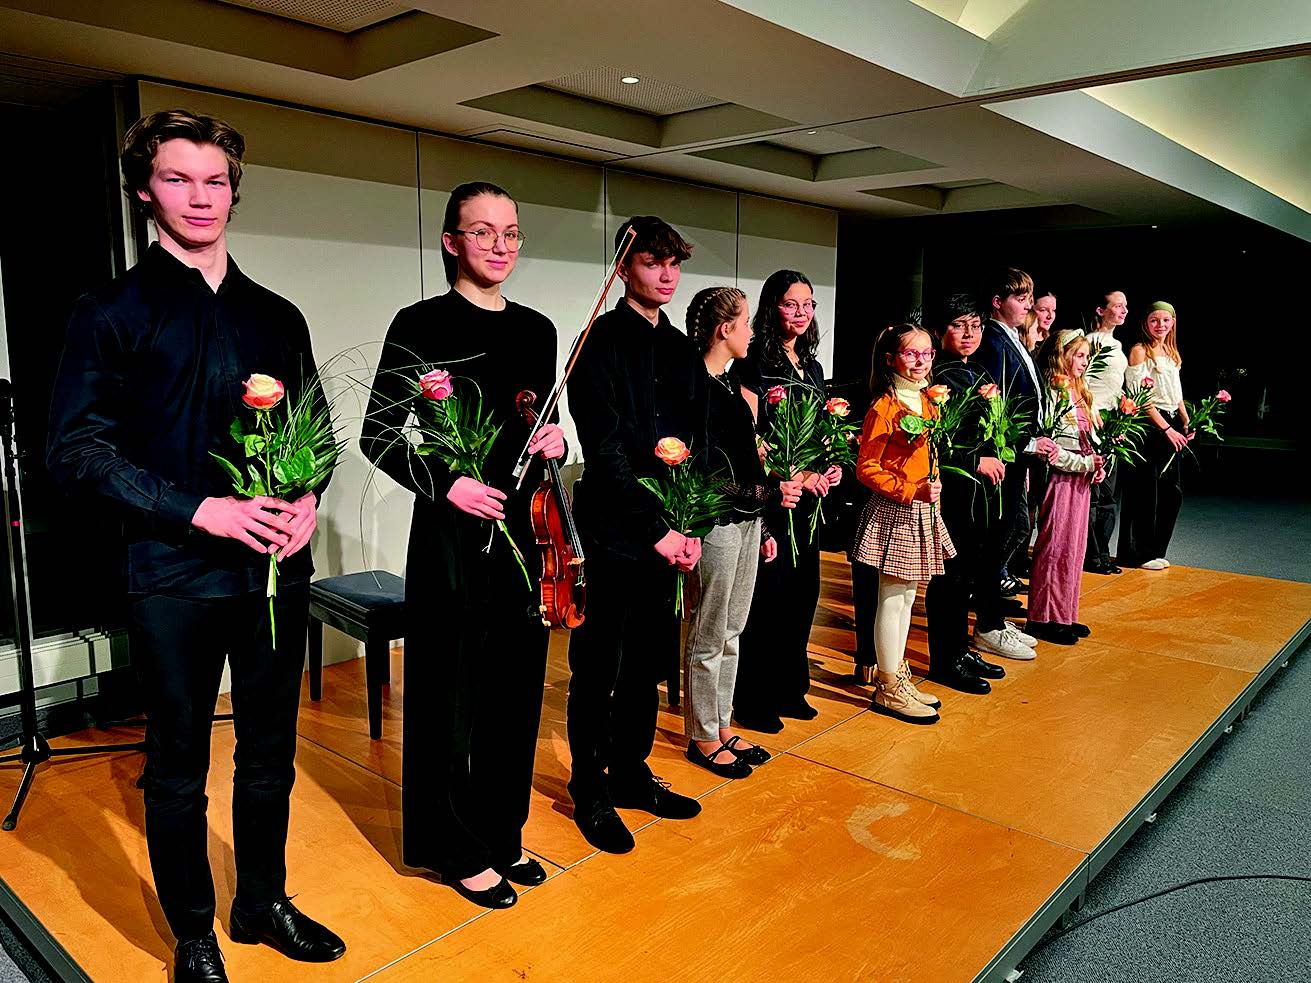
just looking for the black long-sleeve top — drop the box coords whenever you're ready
[46,243,327,598]
[705,367,777,526]
[568,299,707,561]
[932,354,994,475]
[359,291,556,586]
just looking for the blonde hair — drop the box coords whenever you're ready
[1037,329,1098,429]
[1136,308,1182,367]
[686,286,747,353]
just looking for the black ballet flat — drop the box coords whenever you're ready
[449,875,517,910]
[686,740,752,779]
[1070,623,1091,638]
[1025,621,1078,645]
[778,700,819,721]
[724,735,771,766]
[500,858,547,887]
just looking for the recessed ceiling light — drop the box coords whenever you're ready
[621,76,640,84]
[807,130,817,134]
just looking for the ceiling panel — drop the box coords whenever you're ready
[542,67,722,116]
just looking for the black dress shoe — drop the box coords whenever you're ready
[928,657,992,694]
[778,700,818,720]
[609,775,701,819]
[574,799,634,854]
[175,932,227,983]
[500,857,547,886]
[1108,564,1122,574]
[724,735,771,766]
[1083,560,1111,575]
[1025,621,1078,645]
[447,874,517,909]
[962,651,1005,679]
[734,709,784,733]
[229,899,346,963]
[686,741,752,779]
[1070,622,1091,638]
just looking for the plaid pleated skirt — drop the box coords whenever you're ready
[849,495,956,580]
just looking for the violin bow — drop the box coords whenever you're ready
[511,226,638,488]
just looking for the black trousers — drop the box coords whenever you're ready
[976,463,1026,633]
[1117,415,1184,567]
[1085,462,1120,566]
[1004,459,1046,576]
[926,478,990,670]
[566,549,678,807]
[131,585,308,943]
[851,559,879,669]
[401,538,548,881]
[735,506,821,716]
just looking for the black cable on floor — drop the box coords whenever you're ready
[1025,873,1311,960]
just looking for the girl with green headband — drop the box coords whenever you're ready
[1118,302,1192,570]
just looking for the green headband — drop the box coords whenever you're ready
[1147,301,1176,316]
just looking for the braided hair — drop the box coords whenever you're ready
[686,286,747,353]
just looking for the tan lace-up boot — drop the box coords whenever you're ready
[872,670,940,724]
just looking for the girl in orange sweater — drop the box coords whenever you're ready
[849,324,955,724]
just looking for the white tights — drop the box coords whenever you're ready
[874,572,919,674]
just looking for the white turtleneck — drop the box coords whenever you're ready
[892,373,927,414]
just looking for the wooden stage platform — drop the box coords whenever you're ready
[2,558,1309,982]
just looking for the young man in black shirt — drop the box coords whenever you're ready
[47,110,344,983]
[565,216,706,854]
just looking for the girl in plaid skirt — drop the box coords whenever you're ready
[850,324,956,724]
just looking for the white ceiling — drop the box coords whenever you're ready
[0,0,1306,238]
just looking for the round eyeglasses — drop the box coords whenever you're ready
[452,228,526,252]
[778,300,817,315]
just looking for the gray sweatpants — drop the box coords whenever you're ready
[683,518,762,742]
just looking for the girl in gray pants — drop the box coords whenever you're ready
[682,287,801,778]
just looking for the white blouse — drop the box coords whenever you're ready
[1124,350,1183,411]
[1087,333,1128,413]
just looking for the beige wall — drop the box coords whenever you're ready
[137,82,838,663]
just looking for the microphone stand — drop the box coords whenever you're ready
[0,379,143,831]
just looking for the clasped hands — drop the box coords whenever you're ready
[192,492,318,558]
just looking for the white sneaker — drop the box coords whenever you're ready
[1141,558,1169,571]
[1004,622,1038,647]
[975,627,1036,661]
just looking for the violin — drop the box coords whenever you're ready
[515,390,585,629]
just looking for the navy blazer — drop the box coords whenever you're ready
[975,319,1043,441]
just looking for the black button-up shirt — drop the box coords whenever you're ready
[568,298,707,560]
[46,243,326,597]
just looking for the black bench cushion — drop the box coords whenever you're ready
[309,571,406,622]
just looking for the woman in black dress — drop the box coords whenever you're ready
[733,270,842,733]
[361,182,565,909]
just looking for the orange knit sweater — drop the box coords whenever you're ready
[855,391,937,505]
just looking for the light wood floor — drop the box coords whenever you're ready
[2,558,1308,982]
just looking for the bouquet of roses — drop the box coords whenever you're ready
[409,367,532,590]
[974,381,1023,516]
[805,395,860,540]
[1163,388,1232,475]
[637,437,733,617]
[899,384,980,520]
[211,373,344,645]
[759,384,827,564]
[1092,376,1154,472]
[1035,373,1074,439]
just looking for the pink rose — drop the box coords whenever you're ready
[977,383,1000,400]
[1142,376,1155,389]
[925,384,951,405]
[1119,395,1137,414]
[825,397,851,417]
[766,385,788,406]
[1216,390,1232,403]
[419,368,454,401]
[242,374,285,411]
[654,436,690,466]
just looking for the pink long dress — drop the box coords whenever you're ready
[1029,407,1094,625]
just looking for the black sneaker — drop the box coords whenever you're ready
[574,799,635,854]
[609,775,702,819]
[175,932,227,983]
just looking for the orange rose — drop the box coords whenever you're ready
[654,436,690,466]
[419,368,454,401]
[978,383,1000,400]
[1119,395,1137,414]
[925,384,950,405]
[1051,373,1071,390]
[242,374,285,411]
[825,397,851,417]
